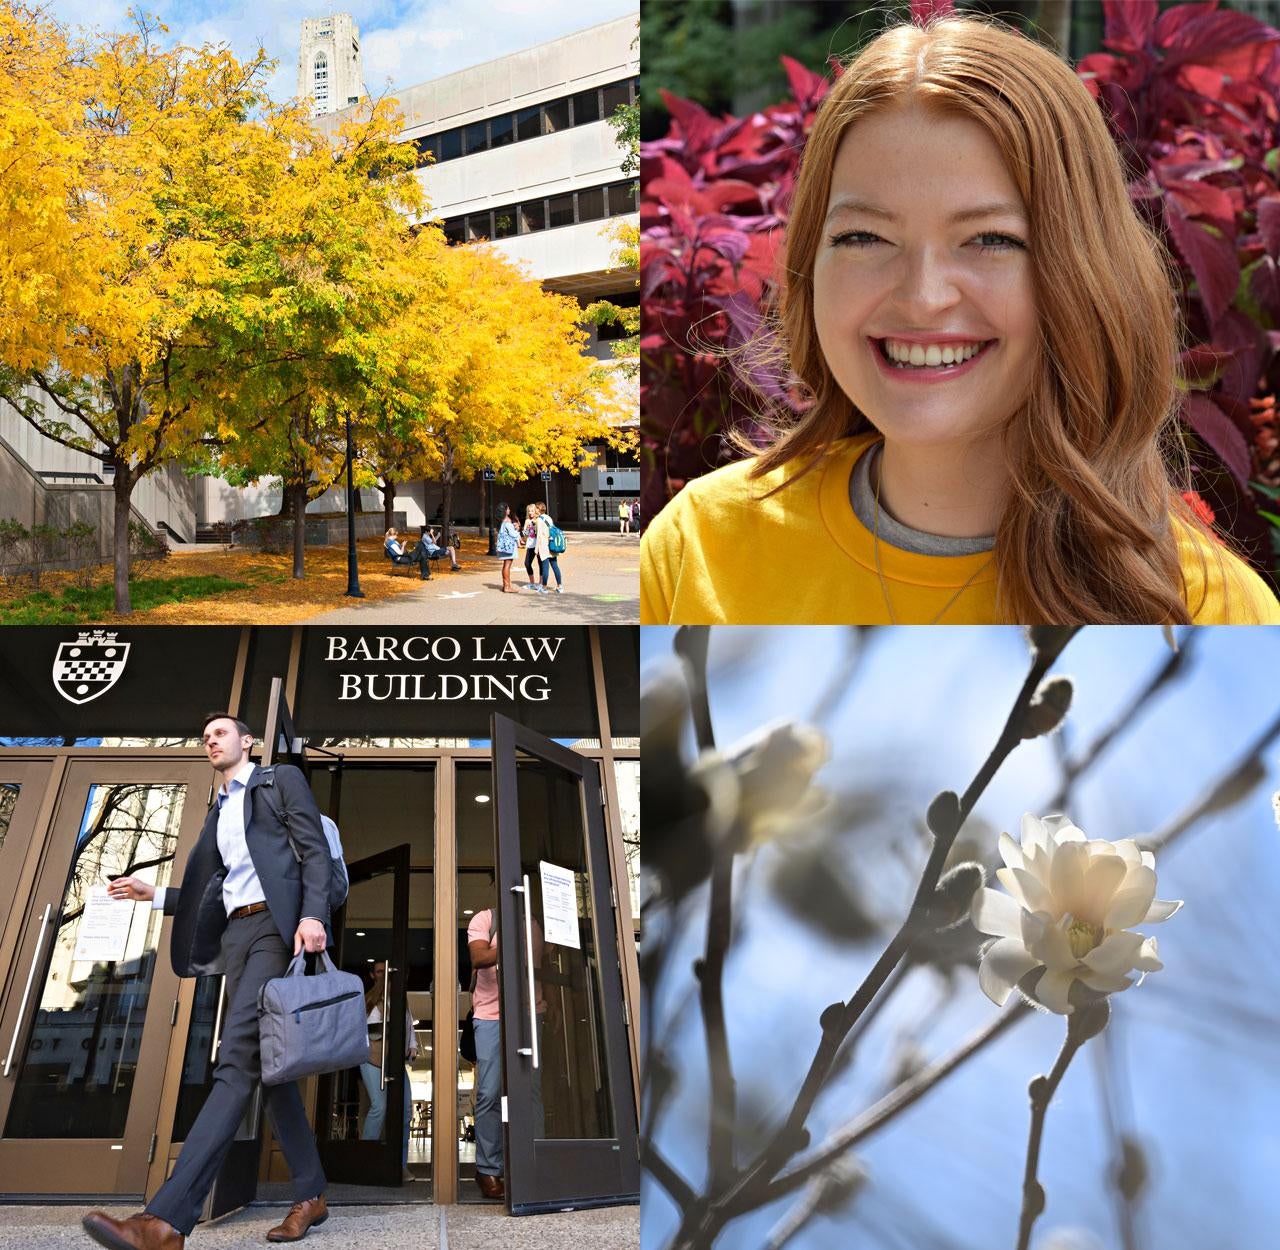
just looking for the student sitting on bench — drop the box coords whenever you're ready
[384,527,460,578]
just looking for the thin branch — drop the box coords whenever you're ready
[643,1141,697,1214]
[1145,703,1280,855]
[751,1001,1032,1211]
[701,849,737,1189]
[1015,1007,1101,1250]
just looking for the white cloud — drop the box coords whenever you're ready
[42,0,639,104]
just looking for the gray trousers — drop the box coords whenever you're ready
[146,910,326,1234]
[474,1016,544,1177]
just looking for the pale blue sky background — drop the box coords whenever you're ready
[641,626,1280,1250]
[40,0,639,105]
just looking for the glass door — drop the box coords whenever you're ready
[0,761,53,932]
[490,714,640,1213]
[0,760,211,1195]
[314,846,411,1188]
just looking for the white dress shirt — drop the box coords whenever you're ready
[153,760,269,916]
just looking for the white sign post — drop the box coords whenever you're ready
[73,887,134,963]
[538,861,581,950]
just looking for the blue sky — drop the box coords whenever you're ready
[642,626,1280,1250]
[40,0,639,105]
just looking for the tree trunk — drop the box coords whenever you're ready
[291,481,306,579]
[441,462,455,549]
[382,478,396,533]
[113,463,134,615]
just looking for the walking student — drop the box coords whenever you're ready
[86,714,333,1249]
[522,503,544,592]
[619,499,631,535]
[536,502,563,593]
[496,503,520,593]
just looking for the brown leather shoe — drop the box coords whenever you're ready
[82,1211,183,1250]
[476,1172,505,1200]
[266,1195,328,1243]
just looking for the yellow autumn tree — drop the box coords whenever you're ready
[198,98,423,578]
[0,3,91,371]
[406,240,636,541]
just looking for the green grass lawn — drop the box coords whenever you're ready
[0,574,251,624]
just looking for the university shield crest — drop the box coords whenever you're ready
[52,633,131,705]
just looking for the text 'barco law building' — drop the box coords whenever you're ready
[0,626,639,1216]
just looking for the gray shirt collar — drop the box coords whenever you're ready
[850,442,996,557]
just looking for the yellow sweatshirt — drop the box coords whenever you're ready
[640,435,1280,625]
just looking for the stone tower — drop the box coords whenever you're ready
[298,13,365,117]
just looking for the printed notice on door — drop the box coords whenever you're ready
[539,860,581,950]
[73,886,134,963]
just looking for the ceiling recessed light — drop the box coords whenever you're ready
[356,931,366,937]
[474,794,490,804]
[366,958,375,963]
[463,909,474,915]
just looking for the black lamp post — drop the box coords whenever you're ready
[485,471,496,555]
[344,412,364,598]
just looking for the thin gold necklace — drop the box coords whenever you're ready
[872,449,994,624]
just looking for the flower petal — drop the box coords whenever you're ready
[1052,822,1087,844]
[1113,839,1142,865]
[1050,841,1086,915]
[1140,851,1155,869]
[1020,812,1049,857]
[971,887,1024,939]
[978,937,1040,1007]
[1080,854,1127,921]
[1010,867,1054,914]
[1024,912,1076,971]
[998,831,1024,872]
[1035,969,1076,1014]
[1078,968,1134,994]
[1105,866,1157,929]
[1133,937,1163,972]
[1143,898,1183,924]
[1082,930,1144,975]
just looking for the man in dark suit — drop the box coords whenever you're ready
[82,714,332,1249]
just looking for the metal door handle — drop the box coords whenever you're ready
[511,877,539,1070]
[380,967,390,1091]
[4,903,52,1078]
[210,978,226,1062]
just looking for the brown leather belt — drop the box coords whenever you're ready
[228,901,269,920]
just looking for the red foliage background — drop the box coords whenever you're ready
[640,0,1280,579]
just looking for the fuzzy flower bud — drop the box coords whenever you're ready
[1020,675,1073,739]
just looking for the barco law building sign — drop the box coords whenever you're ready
[0,626,639,1211]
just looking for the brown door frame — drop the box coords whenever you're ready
[0,758,212,1196]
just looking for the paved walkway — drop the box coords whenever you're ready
[312,531,640,625]
[0,1200,639,1249]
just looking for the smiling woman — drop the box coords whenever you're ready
[639,15,1280,626]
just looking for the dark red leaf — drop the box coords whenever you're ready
[1104,0,1159,52]
[1183,391,1253,485]
[909,0,954,24]
[658,90,724,157]
[1165,193,1240,325]
[779,56,829,109]
[1258,196,1280,258]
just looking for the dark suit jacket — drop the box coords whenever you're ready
[163,763,332,977]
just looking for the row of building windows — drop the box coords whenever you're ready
[433,179,638,246]
[409,76,638,167]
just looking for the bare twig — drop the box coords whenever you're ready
[1015,1004,1106,1250]
[643,1140,697,1214]
[750,1001,1032,1211]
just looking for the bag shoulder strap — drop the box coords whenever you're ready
[254,766,302,864]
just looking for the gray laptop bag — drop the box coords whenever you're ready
[258,951,369,1086]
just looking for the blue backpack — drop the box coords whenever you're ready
[548,524,567,555]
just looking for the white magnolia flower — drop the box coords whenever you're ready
[693,720,829,846]
[971,814,1182,1015]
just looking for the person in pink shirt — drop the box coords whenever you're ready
[467,905,544,1200]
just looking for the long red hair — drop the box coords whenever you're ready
[743,16,1213,623]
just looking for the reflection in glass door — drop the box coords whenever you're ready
[0,762,210,1195]
[491,714,640,1213]
[0,761,53,942]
